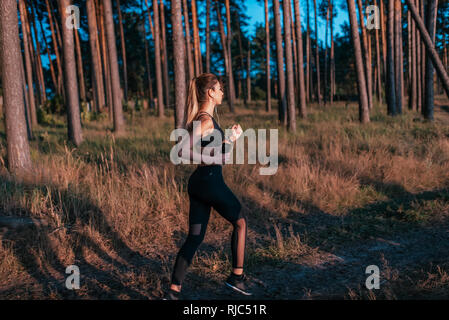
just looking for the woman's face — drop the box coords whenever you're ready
[209,82,224,105]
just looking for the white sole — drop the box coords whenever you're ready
[225,282,253,296]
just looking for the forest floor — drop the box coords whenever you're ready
[0,97,448,299]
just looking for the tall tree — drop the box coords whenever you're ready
[104,0,126,131]
[215,0,234,112]
[74,26,86,102]
[294,0,306,117]
[408,0,417,111]
[171,0,186,129]
[225,0,236,107]
[87,0,105,112]
[247,39,251,103]
[191,0,202,76]
[394,0,402,114]
[406,0,449,98]
[283,0,296,131]
[264,0,271,112]
[59,0,83,145]
[386,0,396,115]
[152,0,164,117]
[347,0,370,123]
[273,0,286,125]
[116,0,128,102]
[313,0,322,105]
[159,0,170,109]
[45,0,63,96]
[356,0,373,110]
[206,0,211,73]
[423,0,438,120]
[0,0,32,175]
[182,0,194,81]
[18,0,37,127]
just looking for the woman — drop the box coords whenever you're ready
[164,73,251,300]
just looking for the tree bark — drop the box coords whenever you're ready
[347,0,370,123]
[159,0,170,109]
[215,0,234,112]
[386,0,396,115]
[45,0,63,95]
[0,0,32,175]
[394,0,402,114]
[375,0,382,105]
[356,0,373,110]
[74,26,86,102]
[182,0,194,81]
[273,0,286,125]
[206,0,211,73]
[191,0,202,76]
[171,0,186,129]
[225,0,236,107]
[87,0,105,112]
[116,0,128,103]
[313,0,322,105]
[294,0,306,117]
[423,0,438,120]
[306,0,310,103]
[408,0,417,111]
[283,0,297,132]
[406,0,449,98]
[152,0,165,117]
[18,0,37,127]
[247,40,251,103]
[59,0,83,146]
[265,0,271,112]
[103,0,126,131]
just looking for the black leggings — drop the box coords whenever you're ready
[171,164,247,286]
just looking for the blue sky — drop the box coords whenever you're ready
[243,0,349,46]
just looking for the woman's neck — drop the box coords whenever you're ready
[199,102,215,117]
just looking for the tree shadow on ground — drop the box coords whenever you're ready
[0,176,160,299]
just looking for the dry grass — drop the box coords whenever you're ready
[0,99,448,299]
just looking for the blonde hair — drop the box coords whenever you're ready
[183,73,224,131]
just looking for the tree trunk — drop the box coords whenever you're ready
[215,0,234,112]
[74,27,86,102]
[18,0,37,127]
[313,0,322,106]
[395,0,402,114]
[152,0,165,117]
[182,0,194,81]
[36,3,58,94]
[324,2,329,105]
[225,0,236,108]
[59,0,83,146]
[87,0,105,112]
[45,0,63,96]
[247,40,251,103]
[406,0,449,98]
[306,0,310,103]
[265,0,271,112]
[171,0,186,129]
[409,0,417,111]
[191,0,202,76]
[160,0,170,109]
[0,0,32,175]
[99,0,113,118]
[28,3,46,104]
[116,0,128,103]
[330,0,335,104]
[103,0,126,131]
[273,0,286,125]
[347,0,370,123]
[423,0,438,120]
[294,0,306,117]
[386,0,396,115]
[356,0,373,110]
[283,0,297,132]
[206,0,211,73]
[375,0,382,105]
[141,0,154,103]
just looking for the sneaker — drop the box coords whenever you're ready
[224,273,253,296]
[162,289,181,300]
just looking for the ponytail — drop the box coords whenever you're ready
[183,73,221,131]
[184,77,199,131]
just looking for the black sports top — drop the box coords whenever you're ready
[194,111,232,154]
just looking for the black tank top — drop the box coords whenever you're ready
[195,111,225,149]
